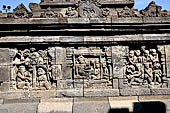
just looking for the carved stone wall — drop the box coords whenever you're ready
[0,44,169,96]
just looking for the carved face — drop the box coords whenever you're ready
[19,66,26,72]
[144,63,150,69]
[38,68,46,76]
[144,50,150,56]
[135,50,141,56]
[129,51,135,57]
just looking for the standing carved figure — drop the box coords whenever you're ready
[144,63,153,85]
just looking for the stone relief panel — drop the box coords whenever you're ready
[6,45,170,91]
[122,45,170,88]
[66,47,113,89]
[11,48,61,90]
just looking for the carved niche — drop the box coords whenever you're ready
[76,0,101,18]
[13,4,30,18]
[11,48,61,90]
[66,47,113,88]
[123,45,170,88]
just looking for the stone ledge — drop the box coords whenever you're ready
[56,89,83,97]
[37,99,73,113]
[151,88,170,95]
[3,98,40,104]
[1,34,170,43]
[0,17,169,24]
[84,89,119,97]
[119,88,151,96]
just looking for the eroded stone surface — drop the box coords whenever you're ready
[73,97,110,113]
[37,98,73,113]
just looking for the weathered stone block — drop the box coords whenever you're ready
[38,98,73,113]
[113,79,119,89]
[0,66,10,82]
[109,97,139,113]
[0,82,10,91]
[59,36,84,43]
[0,48,10,64]
[0,103,38,113]
[151,88,170,95]
[58,80,73,89]
[56,89,83,97]
[67,18,90,24]
[3,98,40,104]
[84,89,119,97]
[73,97,110,113]
[120,88,151,96]
[55,47,65,64]
[61,65,72,79]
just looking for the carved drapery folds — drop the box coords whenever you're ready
[123,46,169,88]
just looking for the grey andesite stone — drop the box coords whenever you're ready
[120,88,151,96]
[0,103,38,113]
[73,97,110,113]
[151,88,170,95]
[38,98,73,113]
[84,89,119,97]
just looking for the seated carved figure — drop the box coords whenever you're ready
[126,65,143,86]
[37,67,50,90]
[16,65,31,89]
